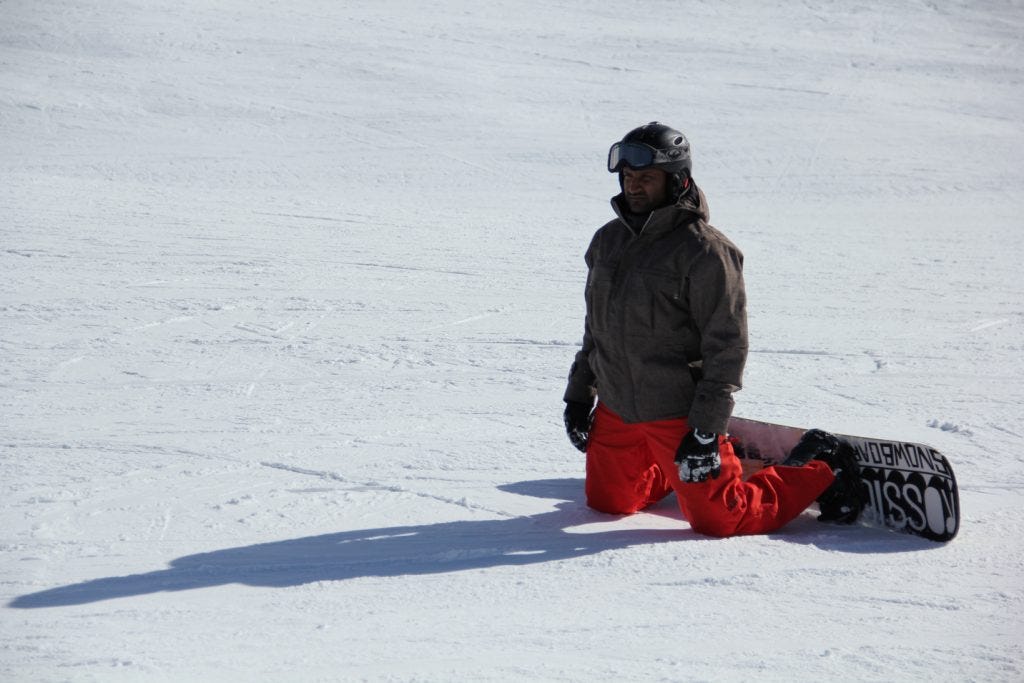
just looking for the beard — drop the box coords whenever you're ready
[625,192,661,214]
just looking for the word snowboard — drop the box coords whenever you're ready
[728,417,960,542]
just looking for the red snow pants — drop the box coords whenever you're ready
[585,403,836,537]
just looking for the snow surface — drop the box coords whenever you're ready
[2,0,1023,680]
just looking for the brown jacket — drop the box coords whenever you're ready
[563,183,748,434]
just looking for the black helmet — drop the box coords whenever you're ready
[608,121,692,196]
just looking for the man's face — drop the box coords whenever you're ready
[621,167,670,213]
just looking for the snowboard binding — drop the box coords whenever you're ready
[784,429,866,524]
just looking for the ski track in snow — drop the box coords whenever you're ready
[2,1,1024,681]
[259,461,517,518]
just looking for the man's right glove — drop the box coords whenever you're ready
[675,428,721,483]
[563,400,595,453]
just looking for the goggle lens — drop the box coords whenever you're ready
[607,142,658,172]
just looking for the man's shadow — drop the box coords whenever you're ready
[9,478,694,609]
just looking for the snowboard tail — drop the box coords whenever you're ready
[727,417,960,542]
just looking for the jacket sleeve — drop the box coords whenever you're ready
[563,345,596,405]
[686,240,748,433]
[563,236,599,406]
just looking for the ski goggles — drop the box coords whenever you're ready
[607,141,676,172]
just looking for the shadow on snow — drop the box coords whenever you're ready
[9,477,937,609]
[9,478,687,608]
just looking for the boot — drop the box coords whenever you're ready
[783,429,865,524]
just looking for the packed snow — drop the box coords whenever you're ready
[2,1,1023,680]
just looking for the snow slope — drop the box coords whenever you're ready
[2,0,1023,680]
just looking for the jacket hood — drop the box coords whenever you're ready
[675,182,710,223]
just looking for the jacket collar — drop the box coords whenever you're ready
[611,182,710,236]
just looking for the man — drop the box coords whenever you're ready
[563,122,864,537]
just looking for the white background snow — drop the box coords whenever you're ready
[2,0,1023,680]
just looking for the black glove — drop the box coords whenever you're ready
[675,429,721,483]
[563,400,595,453]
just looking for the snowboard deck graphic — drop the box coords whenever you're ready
[728,417,960,542]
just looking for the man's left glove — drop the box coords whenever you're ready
[563,400,595,453]
[675,429,721,483]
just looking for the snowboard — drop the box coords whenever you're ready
[727,417,960,542]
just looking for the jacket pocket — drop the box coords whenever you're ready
[586,264,616,332]
[637,269,690,340]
